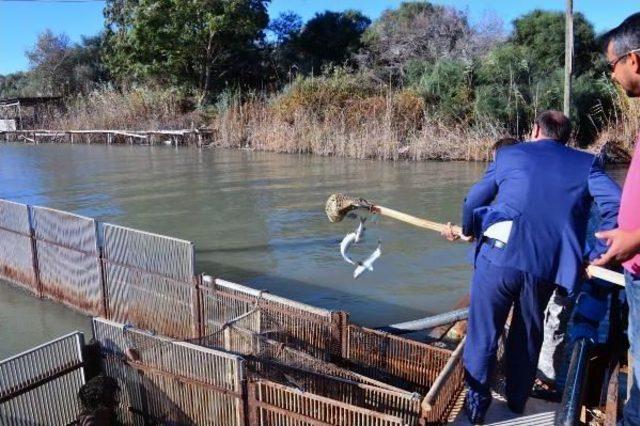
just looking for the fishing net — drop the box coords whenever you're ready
[325,193,372,223]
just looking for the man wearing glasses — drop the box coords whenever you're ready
[596,13,640,425]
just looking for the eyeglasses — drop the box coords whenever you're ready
[608,48,640,72]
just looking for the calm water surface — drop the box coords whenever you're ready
[0,143,625,359]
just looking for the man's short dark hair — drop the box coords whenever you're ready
[492,137,519,152]
[534,110,571,144]
[600,13,640,56]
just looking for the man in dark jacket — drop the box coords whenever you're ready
[458,110,620,423]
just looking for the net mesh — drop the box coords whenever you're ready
[325,193,359,223]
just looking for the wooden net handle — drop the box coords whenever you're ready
[586,265,625,287]
[371,205,463,235]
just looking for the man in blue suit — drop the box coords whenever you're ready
[454,110,620,423]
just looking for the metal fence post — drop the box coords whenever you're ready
[98,246,110,319]
[27,205,43,298]
[191,275,203,339]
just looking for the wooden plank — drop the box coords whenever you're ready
[604,362,620,426]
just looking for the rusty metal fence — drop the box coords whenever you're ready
[0,331,86,425]
[93,318,245,425]
[201,278,345,360]
[0,200,37,294]
[102,223,197,338]
[247,379,407,426]
[31,206,104,315]
[342,324,464,423]
[0,199,198,339]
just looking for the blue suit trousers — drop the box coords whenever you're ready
[464,245,556,414]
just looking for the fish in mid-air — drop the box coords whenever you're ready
[354,217,366,243]
[353,241,382,279]
[340,231,358,265]
[340,217,366,265]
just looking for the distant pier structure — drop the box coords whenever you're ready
[0,96,62,131]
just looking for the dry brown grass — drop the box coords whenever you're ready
[46,80,639,163]
[591,84,640,161]
[47,87,206,130]
[209,89,503,161]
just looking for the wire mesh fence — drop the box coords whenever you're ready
[0,331,86,425]
[343,324,456,394]
[202,278,344,360]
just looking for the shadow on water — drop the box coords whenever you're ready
[196,259,430,328]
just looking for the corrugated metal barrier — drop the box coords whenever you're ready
[31,206,103,315]
[0,331,86,424]
[0,200,37,294]
[102,223,196,338]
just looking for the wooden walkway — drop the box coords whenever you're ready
[1,128,216,146]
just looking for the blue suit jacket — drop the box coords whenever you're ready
[462,139,621,292]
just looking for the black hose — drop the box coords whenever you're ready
[555,337,593,426]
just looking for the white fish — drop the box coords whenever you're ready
[340,232,357,265]
[353,241,382,279]
[355,217,366,243]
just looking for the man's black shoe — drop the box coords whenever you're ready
[530,380,562,403]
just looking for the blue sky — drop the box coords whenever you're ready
[0,0,638,75]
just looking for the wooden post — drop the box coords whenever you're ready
[564,0,574,117]
[330,311,349,361]
[17,101,22,130]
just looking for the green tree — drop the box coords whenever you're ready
[266,11,303,83]
[22,30,107,96]
[103,0,269,103]
[511,10,597,78]
[406,59,473,122]
[294,10,370,73]
[360,2,473,82]
[0,72,39,97]
[471,10,606,141]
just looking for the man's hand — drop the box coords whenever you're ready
[440,222,474,242]
[592,228,640,266]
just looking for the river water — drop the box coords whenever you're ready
[0,143,625,359]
